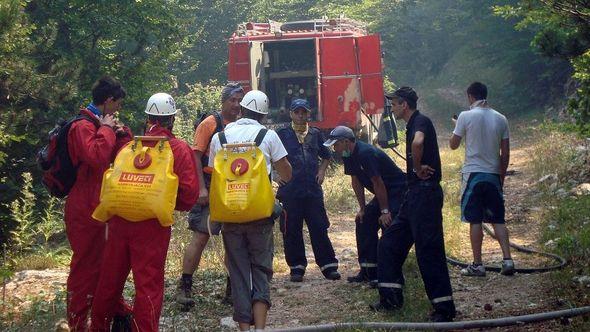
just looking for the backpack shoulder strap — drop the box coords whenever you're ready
[213,111,224,132]
[218,132,227,145]
[254,128,268,146]
[76,110,100,128]
[204,112,224,150]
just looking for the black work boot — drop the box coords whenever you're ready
[347,269,368,283]
[290,274,304,282]
[369,294,403,312]
[221,276,232,305]
[325,271,341,281]
[430,311,454,322]
[175,277,196,307]
[111,314,133,332]
[431,300,456,322]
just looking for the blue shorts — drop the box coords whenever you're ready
[461,172,505,224]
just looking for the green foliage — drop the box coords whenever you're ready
[532,124,590,330]
[528,125,589,266]
[536,144,590,332]
[543,196,590,267]
[4,172,67,271]
[173,82,223,142]
[495,0,590,134]
[569,50,590,135]
[8,173,37,254]
[37,196,64,245]
[0,0,198,246]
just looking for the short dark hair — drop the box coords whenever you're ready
[91,76,126,105]
[386,86,418,110]
[467,82,487,100]
[241,107,265,122]
[148,114,175,127]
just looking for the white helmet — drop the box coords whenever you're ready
[144,93,177,116]
[239,90,269,114]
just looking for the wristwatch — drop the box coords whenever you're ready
[381,209,390,215]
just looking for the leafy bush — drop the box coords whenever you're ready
[529,126,590,330]
[4,172,67,271]
[174,82,223,143]
[529,128,590,188]
[568,50,590,136]
[8,173,37,254]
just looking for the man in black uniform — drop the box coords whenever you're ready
[370,87,456,322]
[324,126,406,286]
[276,99,341,282]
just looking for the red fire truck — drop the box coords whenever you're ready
[227,18,385,139]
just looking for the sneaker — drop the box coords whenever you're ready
[221,276,232,305]
[111,314,133,332]
[430,311,454,322]
[325,271,341,281]
[501,259,515,276]
[175,278,196,306]
[290,274,303,282]
[460,264,486,277]
[347,271,368,283]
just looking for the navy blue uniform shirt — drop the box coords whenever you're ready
[277,125,331,199]
[405,111,442,184]
[343,140,406,194]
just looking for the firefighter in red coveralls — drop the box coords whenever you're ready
[90,93,199,332]
[65,76,132,331]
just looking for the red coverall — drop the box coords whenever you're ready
[90,124,199,332]
[65,108,132,331]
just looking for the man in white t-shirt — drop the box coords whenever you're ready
[449,82,514,277]
[209,90,292,331]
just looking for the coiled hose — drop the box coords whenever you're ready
[446,224,567,273]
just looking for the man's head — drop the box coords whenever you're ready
[91,76,126,115]
[466,82,487,104]
[323,125,356,157]
[385,86,418,121]
[289,99,311,126]
[220,82,244,120]
[239,90,269,122]
[144,93,177,129]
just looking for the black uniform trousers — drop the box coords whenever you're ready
[280,197,338,277]
[356,192,404,282]
[377,183,456,316]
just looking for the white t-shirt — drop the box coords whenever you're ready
[208,118,288,174]
[453,107,509,174]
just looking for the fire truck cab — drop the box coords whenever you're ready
[228,18,385,140]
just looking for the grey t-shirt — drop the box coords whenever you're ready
[453,107,509,174]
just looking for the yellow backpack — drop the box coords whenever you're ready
[209,129,274,223]
[92,136,179,226]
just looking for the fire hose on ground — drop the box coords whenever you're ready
[268,223,576,331]
[269,227,580,331]
[268,306,590,331]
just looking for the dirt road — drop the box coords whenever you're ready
[266,146,564,331]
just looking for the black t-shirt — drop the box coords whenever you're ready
[343,141,406,194]
[405,111,442,184]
